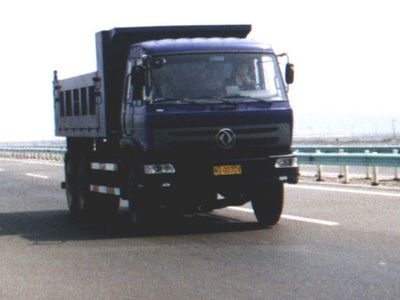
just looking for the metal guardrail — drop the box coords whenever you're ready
[294,147,400,185]
[0,147,65,161]
[296,152,400,167]
[294,145,400,154]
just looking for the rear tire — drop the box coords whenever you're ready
[78,156,120,219]
[65,153,81,217]
[251,182,284,226]
[66,155,119,220]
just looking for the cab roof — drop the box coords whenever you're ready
[129,38,274,58]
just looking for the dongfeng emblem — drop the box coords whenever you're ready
[216,128,236,149]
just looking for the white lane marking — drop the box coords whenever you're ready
[280,214,339,226]
[227,206,339,226]
[26,173,49,179]
[287,184,400,197]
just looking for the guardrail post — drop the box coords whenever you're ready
[393,149,399,181]
[372,166,379,186]
[372,152,379,186]
[316,150,324,181]
[365,150,372,179]
[338,149,345,179]
[342,165,349,184]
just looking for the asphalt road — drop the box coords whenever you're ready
[1,158,400,299]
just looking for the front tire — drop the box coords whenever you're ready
[251,182,284,226]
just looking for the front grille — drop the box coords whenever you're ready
[153,123,290,151]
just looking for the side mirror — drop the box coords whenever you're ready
[285,63,294,84]
[131,66,146,99]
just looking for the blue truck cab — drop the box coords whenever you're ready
[53,25,298,226]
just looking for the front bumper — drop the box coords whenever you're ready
[140,155,298,193]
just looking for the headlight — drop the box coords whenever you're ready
[275,157,298,168]
[144,164,176,175]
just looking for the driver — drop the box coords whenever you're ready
[232,63,256,90]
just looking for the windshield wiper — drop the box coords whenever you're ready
[219,95,267,103]
[187,96,237,105]
[153,98,207,106]
[153,98,181,103]
[221,95,284,103]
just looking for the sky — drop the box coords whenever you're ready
[0,0,399,141]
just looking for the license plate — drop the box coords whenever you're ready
[213,165,242,176]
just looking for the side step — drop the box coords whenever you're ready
[90,184,121,196]
[90,162,118,172]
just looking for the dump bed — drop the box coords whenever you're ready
[53,25,251,138]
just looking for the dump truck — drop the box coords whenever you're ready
[53,25,298,226]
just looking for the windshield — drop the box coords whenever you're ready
[149,53,288,103]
